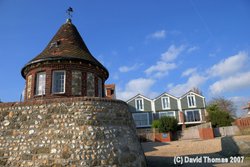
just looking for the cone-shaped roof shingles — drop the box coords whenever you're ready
[21,20,108,78]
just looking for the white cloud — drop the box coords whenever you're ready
[187,46,199,53]
[145,45,185,78]
[147,30,166,39]
[209,71,250,95]
[145,62,176,78]
[161,45,185,62]
[116,78,156,100]
[169,74,207,96]
[182,68,197,77]
[119,63,142,73]
[208,51,248,77]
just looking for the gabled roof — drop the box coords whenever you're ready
[153,92,178,101]
[126,94,152,103]
[180,90,205,99]
[21,19,108,78]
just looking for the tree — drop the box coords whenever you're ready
[207,104,234,128]
[191,87,203,95]
[158,116,178,133]
[208,97,236,117]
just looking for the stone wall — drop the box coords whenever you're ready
[0,97,146,167]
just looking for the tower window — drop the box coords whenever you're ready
[52,71,66,93]
[36,72,46,95]
[72,71,82,95]
[98,77,102,97]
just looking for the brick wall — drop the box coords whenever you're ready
[0,97,146,167]
[23,60,107,101]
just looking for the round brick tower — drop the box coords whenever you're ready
[21,19,109,101]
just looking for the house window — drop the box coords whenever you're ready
[159,111,175,118]
[132,113,149,127]
[52,71,66,93]
[161,97,170,109]
[135,98,144,111]
[36,72,46,95]
[187,95,196,107]
[185,110,201,122]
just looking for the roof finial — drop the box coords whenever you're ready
[66,7,73,23]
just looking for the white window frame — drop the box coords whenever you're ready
[35,72,46,95]
[135,98,144,111]
[161,96,171,110]
[159,111,176,118]
[187,95,196,108]
[132,113,150,127]
[52,70,66,94]
[184,109,201,123]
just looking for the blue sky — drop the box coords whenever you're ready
[0,0,250,116]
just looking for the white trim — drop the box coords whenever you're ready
[203,97,206,108]
[158,111,176,118]
[132,112,150,127]
[52,70,66,94]
[177,100,182,111]
[180,91,205,99]
[135,98,144,111]
[161,96,171,110]
[127,94,152,103]
[153,92,179,101]
[184,109,202,123]
[151,100,156,113]
[187,95,196,108]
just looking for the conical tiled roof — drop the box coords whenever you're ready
[21,19,108,78]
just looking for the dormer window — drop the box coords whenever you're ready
[135,98,144,111]
[52,71,66,93]
[187,95,196,108]
[161,97,170,110]
[35,72,46,95]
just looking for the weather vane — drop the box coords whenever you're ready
[66,7,73,18]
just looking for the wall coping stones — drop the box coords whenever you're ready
[0,97,127,110]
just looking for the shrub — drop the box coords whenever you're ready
[158,116,178,133]
[207,104,234,128]
[152,120,160,128]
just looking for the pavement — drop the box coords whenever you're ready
[141,136,250,167]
